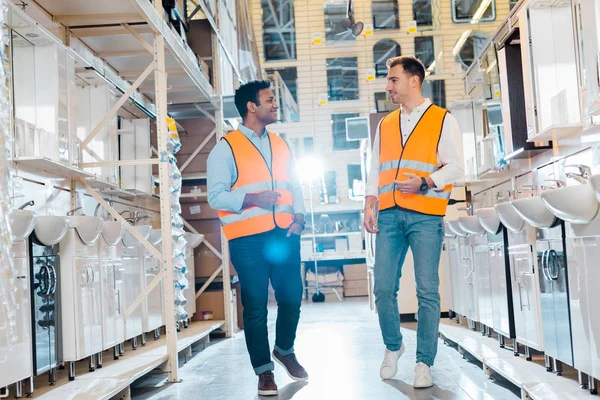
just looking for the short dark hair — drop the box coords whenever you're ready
[234,80,272,119]
[386,56,426,86]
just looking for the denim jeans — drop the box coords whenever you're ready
[374,207,445,366]
[228,228,303,375]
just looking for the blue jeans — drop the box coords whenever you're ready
[374,207,444,366]
[228,228,303,375]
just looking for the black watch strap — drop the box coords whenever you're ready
[420,177,429,192]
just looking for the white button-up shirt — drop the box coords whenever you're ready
[366,98,465,197]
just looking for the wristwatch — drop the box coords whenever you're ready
[419,177,429,192]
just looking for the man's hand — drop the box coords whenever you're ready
[394,173,423,194]
[244,191,281,208]
[363,195,379,234]
[286,222,304,237]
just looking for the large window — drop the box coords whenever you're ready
[332,113,360,150]
[373,40,401,77]
[455,31,489,69]
[452,0,495,23]
[414,36,435,74]
[413,0,433,26]
[324,1,355,42]
[265,67,298,102]
[326,57,359,101]
[372,0,399,30]
[262,0,296,60]
[374,92,397,113]
[422,80,446,108]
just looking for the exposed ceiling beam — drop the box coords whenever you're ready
[54,13,143,26]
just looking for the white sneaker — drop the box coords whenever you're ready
[414,362,433,388]
[380,343,405,380]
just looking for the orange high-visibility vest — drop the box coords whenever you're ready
[378,104,452,216]
[217,130,294,240]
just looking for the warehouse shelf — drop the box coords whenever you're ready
[13,157,94,179]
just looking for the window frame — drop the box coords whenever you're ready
[412,0,433,27]
[422,79,446,109]
[326,57,360,102]
[371,0,400,30]
[373,39,401,78]
[331,113,361,151]
[324,1,356,42]
[261,0,297,61]
[451,0,496,23]
[414,36,436,75]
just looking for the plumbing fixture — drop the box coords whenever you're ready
[18,200,35,210]
[67,207,82,216]
[457,202,473,216]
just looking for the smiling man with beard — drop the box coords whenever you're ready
[207,80,308,396]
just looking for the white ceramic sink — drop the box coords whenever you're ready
[8,209,37,242]
[458,216,486,236]
[475,207,502,235]
[184,232,204,249]
[510,196,558,229]
[34,216,69,246]
[590,174,600,203]
[495,202,525,233]
[540,183,599,224]
[69,216,104,245]
[101,221,125,246]
[148,229,163,245]
[122,225,152,248]
[444,221,457,238]
[447,220,469,237]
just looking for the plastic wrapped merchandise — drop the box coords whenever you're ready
[166,117,182,154]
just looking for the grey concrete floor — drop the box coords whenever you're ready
[131,299,520,399]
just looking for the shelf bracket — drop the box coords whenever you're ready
[179,128,216,172]
[195,264,224,299]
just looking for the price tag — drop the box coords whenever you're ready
[190,205,201,215]
[366,68,376,81]
[407,21,417,33]
[492,83,501,97]
[312,32,323,45]
[318,93,328,106]
[363,24,374,37]
[452,62,463,74]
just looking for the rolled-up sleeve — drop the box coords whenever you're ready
[429,113,465,190]
[207,141,246,213]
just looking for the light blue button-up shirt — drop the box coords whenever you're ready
[207,124,306,215]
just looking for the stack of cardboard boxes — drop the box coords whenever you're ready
[343,264,369,298]
[305,266,344,301]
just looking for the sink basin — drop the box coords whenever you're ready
[101,221,125,246]
[184,232,204,249]
[122,225,152,248]
[148,229,163,245]
[68,216,104,245]
[540,183,599,224]
[475,207,502,235]
[495,202,525,233]
[34,216,69,246]
[458,216,486,236]
[590,174,600,203]
[444,221,457,238]
[510,196,558,229]
[8,209,37,242]
[447,220,469,237]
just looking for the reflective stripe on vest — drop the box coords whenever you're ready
[377,104,452,216]
[217,130,294,240]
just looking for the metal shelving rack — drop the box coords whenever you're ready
[11,0,236,384]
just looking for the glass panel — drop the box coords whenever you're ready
[326,57,359,101]
[413,0,433,26]
[414,36,435,74]
[452,0,495,23]
[262,0,297,60]
[373,40,401,77]
[372,0,399,30]
[422,80,446,108]
[455,31,490,70]
[265,67,298,102]
[375,92,396,113]
[324,1,355,42]
[332,113,360,150]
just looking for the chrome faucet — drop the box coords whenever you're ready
[457,203,473,216]
[565,164,591,184]
[18,200,35,210]
[94,198,113,218]
[135,213,152,225]
[517,184,536,196]
[541,179,565,190]
[119,210,135,224]
[495,190,513,203]
[67,207,82,216]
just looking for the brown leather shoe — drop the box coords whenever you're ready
[258,371,278,396]
[273,350,309,382]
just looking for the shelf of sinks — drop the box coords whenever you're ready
[14,157,94,179]
[540,183,600,224]
[527,123,583,143]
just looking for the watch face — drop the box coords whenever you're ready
[420,184,428,192]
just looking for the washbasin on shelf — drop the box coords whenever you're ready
[122,225,152,248]
[510,196,559,229]
[101,221,125,246]
[444,221,457,238]
[540,183,599,224]
[494,202,525,233]
[184,232,204,249]
[475,207,502,235]
[457,215,486,236]
[9,209,37,242]
[590,174,600,204]
[148,229,163,245]
[34,216,69,246]
[447,220,469,237]
[68,216,104,245]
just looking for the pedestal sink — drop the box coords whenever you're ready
[447,220,469,237]
[8,209,37,242]
[148,229,163,245]
[34,216,69,246]
[590,174,600,203]
[458,216,486,236]
[68,216,104,245]
[494,202,525,233]
[101,221,125,246]
[122,225,152,248]
[475,207,502,235]
[510,196,558,229]
[540,183,599,224]
[184,232,204,249]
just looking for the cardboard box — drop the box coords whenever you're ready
[344,288,369,297]
[195,248,223,278]
[343,264,368,281]
[343,280,368,290]
[193,290,224,321]
[324,290,344,302]
[305,271,343,287]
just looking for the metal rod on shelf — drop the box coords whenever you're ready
[76,178,165,263]
[79,158,160,168]
[179,128,216,172]
[80,61,155,150]
[122,23,154,53]
[182,218,223,260]
[195,264,224,299]
[123,270,166,319]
